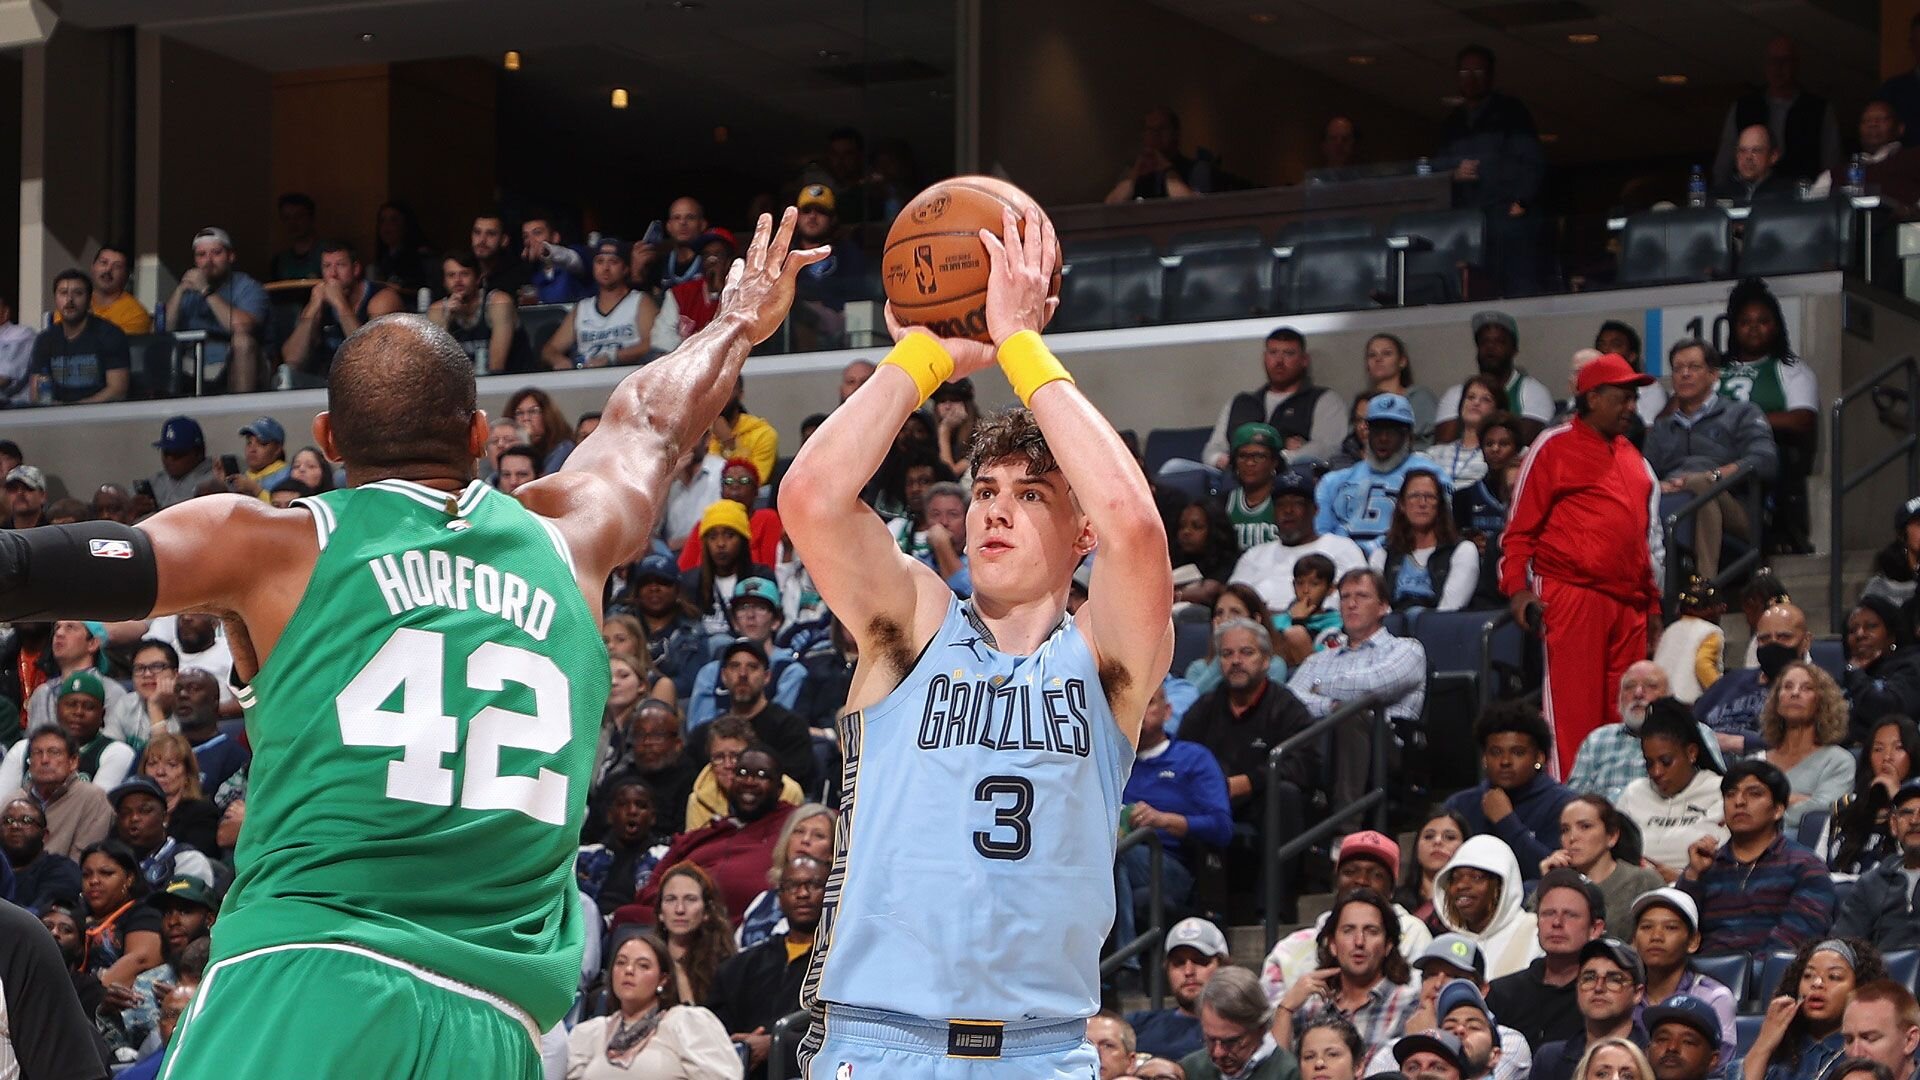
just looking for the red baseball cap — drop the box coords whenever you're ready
[1576,353,1657,395]
[1337,830,1401,872]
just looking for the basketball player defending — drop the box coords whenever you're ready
[0,210,827,1078]
[783,206,1173,1078]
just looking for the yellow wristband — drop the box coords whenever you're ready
[998,330,1074,407]
[880,333,955,405]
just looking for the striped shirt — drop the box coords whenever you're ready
[1293,977,1421,1063]
[1679,833,1835,954]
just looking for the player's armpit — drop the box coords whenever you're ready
[141,494,317,623]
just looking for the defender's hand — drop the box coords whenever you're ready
[714,207,832,346]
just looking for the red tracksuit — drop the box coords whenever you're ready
[1499,419,1662,777]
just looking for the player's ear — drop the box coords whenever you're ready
[312,413,340,464]
[467,411,491,458]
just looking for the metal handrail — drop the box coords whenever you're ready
[769,1007,811,1080]
[1660,466,1765,614]
[1262,701,1389,949]
[1478,610,1515,712]
[1830,354,1920,632]
[1099,826,1167,1010]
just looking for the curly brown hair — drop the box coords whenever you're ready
[1313,887,1411,985]
[1769,937,1886,1071]
[1759,661,1849,749]
[652,862,736,1004]
[967,407,1057,478]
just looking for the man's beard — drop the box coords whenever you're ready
[1622,702,1649,733]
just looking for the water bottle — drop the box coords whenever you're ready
[150,305,164,335]
[1687,164,1706,208]
[1846,154,1867,198]
[1415,157,1432,177]
[416,286,431,313]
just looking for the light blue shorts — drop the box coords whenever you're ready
[804,1005,1098,1079]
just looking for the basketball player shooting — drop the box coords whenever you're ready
[782,205,1174,1078]
[0,209,827,1079]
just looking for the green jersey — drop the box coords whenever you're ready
[214,478,609,1031]
[1226,488,1277,550]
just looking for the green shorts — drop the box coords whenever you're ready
[160,943,543,1080]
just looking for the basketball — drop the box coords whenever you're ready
[881,175,1062,344]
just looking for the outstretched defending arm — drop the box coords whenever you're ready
[981,206,1173,741]
[516,209,828,586]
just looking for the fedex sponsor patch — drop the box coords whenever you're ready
[88,538,133,559]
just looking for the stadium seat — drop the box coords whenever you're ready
[1054,255,1165,332]
[1809,637,1845,682]
[1739,197,1853,277]
[124,334,180,400]
[1618,208,1733,286]
[1736,1014,1764,1053]
[1172,619,1212,675]
[517,304,570,358]
[1755,950,1798,1005]
[1168,228,1263,257]
[1143,426,1211,477]
[1692,953,1750,1010]
[1795,807,1829,850]
[1274,216,1374,246]
[1388,208,1486,304]
[1276,239,1391,314]
[1885,949,1920,996]
[1170,246,1275,322]
[1065,235,1157,262]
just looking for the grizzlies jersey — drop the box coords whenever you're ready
[1313,453,1444,553]
[217,478,609,1031]
[571,291,643,366]
[802,598,1133,1023]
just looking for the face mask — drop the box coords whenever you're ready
[1756,642,1798,680]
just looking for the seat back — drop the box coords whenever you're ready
[517,303,570,357]
[1390,209,1487,304]
[1169,227,1263,257]
[1279,239,1390,314]
[1739,198,1853,277]
[1618,208,1733,286]
[1809,637,1845,682]
[1755,950,1799,1004]
[1172,619,1212,674]
[124,334,180,400]
[1055,255,1165,332]
[1066,235,1158,262]
[1143,426,1212,476]
[1691,953,1751,1010]
[1274,216,1374,246]
[1885,949,1920,997]
[1736,1015,1764,1056]
[1170,246,1274,322]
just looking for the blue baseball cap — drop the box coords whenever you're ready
[732,576,781,609]
[1273,470,1316,501]
[1437,979,1495,1026]
[239,417,286,444]
[633,554,679,586]
[1644,995,1721,1045]
[154,416,204,452]
[1367,393,1415,426]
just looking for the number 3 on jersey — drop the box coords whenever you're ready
[973,775,1034,860]
[336,627,573,825]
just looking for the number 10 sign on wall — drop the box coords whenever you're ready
[1643,295,1806,375]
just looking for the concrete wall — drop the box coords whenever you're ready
[977,0,1431,205]
[19,24,120,323]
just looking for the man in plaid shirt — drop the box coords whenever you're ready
[1564,661,1669,801]
[1286,569,1426,810]
[1271,887,1421,1062]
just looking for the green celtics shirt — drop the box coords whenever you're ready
[214,478,609,1030]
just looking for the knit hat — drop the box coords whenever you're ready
[699,500,752,540]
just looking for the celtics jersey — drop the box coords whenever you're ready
[215,477,609,1030]
[1226,489,1277,550]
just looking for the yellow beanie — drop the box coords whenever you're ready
[699,499,752,539]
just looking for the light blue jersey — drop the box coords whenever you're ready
[1314,452,1444,553]
[801,597,1133,1026]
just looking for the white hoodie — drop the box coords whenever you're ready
[1434,834,1542,980]
[1617,767,1728,872]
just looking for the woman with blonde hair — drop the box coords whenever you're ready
[1573,1037,1655,1080]
[1756,661,1856,830]
[138,734,219,854]
[601,615,677,701]
[735,803,835,948]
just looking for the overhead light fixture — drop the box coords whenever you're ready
[611,88,629,109]
[1441,95,1464,107]
[1248,12,1277,23]
[1347,54,1376,66]
[359,32,375,43]
[1656,73,1688,85]
[1566,33,1599,44]
[503,50,521,71]
[671,0,701,8]
[817,49,847,62]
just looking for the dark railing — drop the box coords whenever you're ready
[769,1007,810,1080]
[1660,468,1765,615]
[1830,354,1920,632]
[1263,701,1389,949]
[1099,826,1167,1011]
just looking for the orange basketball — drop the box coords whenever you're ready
[881,176,1062,344]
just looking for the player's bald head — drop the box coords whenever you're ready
[326,315,478,475]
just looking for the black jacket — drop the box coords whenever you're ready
[1843,650,1920,745]
[1178,679,1318,801]
[1831,853,1920,951]
[706,932,811,1080]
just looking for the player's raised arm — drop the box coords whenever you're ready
[779,320,990,674]
[519,208,828,584]
[981,205,1173,735]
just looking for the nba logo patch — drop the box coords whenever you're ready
[87,538,133,559]
[836,1064,853,1080]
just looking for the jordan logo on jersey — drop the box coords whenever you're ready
[914,672,1093,758]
